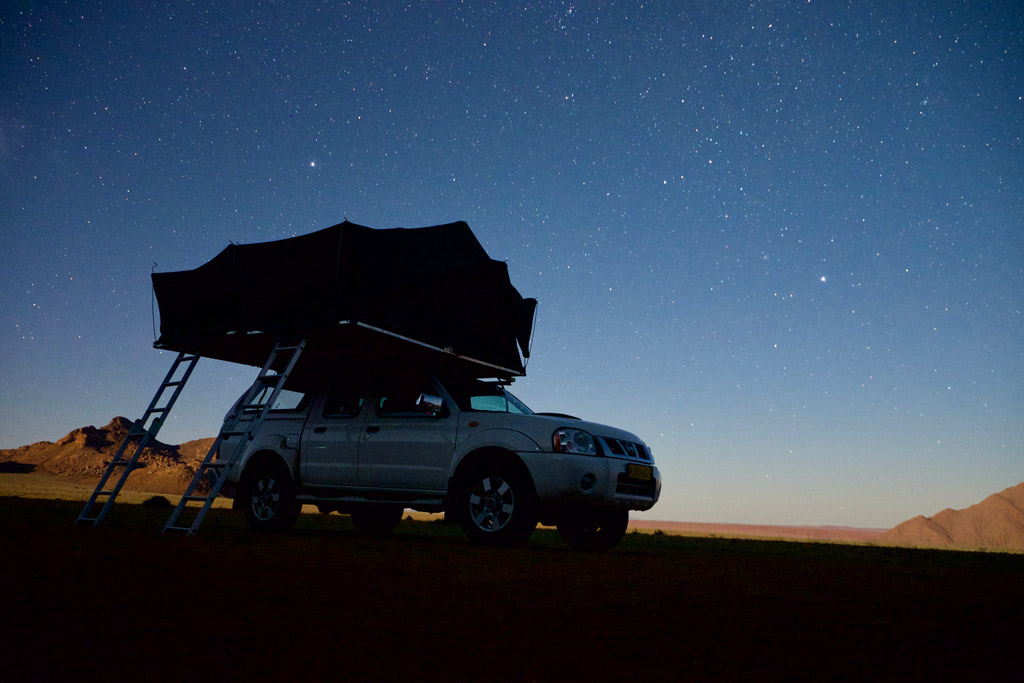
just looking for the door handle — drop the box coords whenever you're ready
[365,426,380,434]
[314,427,326,434]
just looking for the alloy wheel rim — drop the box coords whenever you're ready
[251,476,280,521]
[468,476,515,532]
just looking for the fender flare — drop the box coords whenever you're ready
[234,434,299,478]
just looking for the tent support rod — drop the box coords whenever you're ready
[341,321,523,377]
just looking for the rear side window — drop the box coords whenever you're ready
[324,388,364,418]
[245,387,307,412]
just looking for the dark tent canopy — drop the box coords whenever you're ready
[152,221,537,381]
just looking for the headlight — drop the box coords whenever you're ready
[553,428,598,456]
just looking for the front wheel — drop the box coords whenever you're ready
[557,506,629,552]
[240,461,299,532]
[459,463,537,547]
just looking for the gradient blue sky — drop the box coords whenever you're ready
[2,1,1021,527]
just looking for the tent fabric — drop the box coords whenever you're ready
[152,221,537,377]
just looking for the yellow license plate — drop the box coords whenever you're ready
[627,464,653,481]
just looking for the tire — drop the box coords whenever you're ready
[350,505,404,537]
[240,460,300,532]
[459,462,537,546]
[557,506,629,552]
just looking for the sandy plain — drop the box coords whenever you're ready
[2,491,1021,681]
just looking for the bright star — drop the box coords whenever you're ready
[309,161,316,168]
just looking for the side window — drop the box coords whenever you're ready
[323,388,364,418]
[450,379,533,415]
[246,387,307,412]
[376,383,448,418]
[470,395,510,412]
[270,389,306,411]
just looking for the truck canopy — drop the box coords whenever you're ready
[152,220,537,382]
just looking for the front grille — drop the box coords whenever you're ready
[600,437,651,461]
[616,473,657,497]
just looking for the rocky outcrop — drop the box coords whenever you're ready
[0,417,216,495]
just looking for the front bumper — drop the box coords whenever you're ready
[518,451,661,511]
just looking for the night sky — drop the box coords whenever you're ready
[2,2,1022,528]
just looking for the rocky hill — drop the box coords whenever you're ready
[879,482,1024,551]
[0,417,216,495]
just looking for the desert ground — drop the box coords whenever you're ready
[2,491,1021,681]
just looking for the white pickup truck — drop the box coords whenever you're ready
[220,372,660,551]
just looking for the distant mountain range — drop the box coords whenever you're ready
[2,418,1022,550]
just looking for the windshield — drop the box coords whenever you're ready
[449,379,533,415]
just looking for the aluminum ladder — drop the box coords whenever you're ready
[163,339,307,535]
[77,351,201,526]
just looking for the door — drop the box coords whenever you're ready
[301,386,367,487]
[357,377,457,491]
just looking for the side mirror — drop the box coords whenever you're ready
[415,393,444,414]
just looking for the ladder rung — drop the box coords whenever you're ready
[240,404,265,411]
[97,490,114,496]
[128,430,149,437]
[145,407,168,415]
[220,430,246,437]
[164,525,190,532]
[183,495,209,502]
[164,380,184,387]
[109,460,131,467]
[202,461,227,468]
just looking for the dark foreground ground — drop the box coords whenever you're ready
[2,497,1021,681]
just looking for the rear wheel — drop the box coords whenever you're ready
[240,460,299,532]
[459,462,537,546]
[350,505,404,537]
[557,506,629,552]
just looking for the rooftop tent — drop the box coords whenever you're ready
[151,221,537,382]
